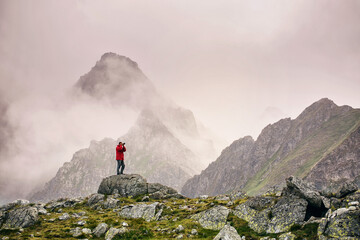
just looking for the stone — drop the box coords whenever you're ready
[92,223,109,237]
[70,227,82,237]
[215,195,230,201]
[82,228,92,234]
[349,201,359,206]
[176,234,184,239]
[118,202,163,222]
[199,195,209,200]
[87,193,105,206]
[77,220,86,226]
[348,206,357,211]
[229,190,247,201]
[278,232,296,240]
[105,227,120,240]
[142,196,150,202]
[233,195,307,234]
[122,221,129,227]
[191,206,230,230]
[175,224,184,233]
[59,213,70,220]
[191,229,198,235]
[321,181,358,198]
[11,199,30,206]
[103,197,119,209]
[318,209,360,239]
[98,174,148,196]
[2,206,38,228]
[213,224,242,240]
[285,176,323,208]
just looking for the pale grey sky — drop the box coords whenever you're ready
[0,0,359,202]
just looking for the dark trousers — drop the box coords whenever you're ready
[117,160,125,175]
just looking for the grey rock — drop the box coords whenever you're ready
[278,232,296,240]
[77,220,86,226]
[349,201,359,206]
[233,195,307,233]
[103,197,119,209]
[176,234,184,239]
[87,193,105,206]
[191,229,198,235]
[215,195,230,201]
[142,196,150,202]
[321,181,358,198]
[82,228,92,234]
[58,213,70,220]
[92,223,109,237]
[105,227,120,240]
[70,227,82,237]
[98,174,148,196]
[191,206,230,230]
[213,224,242,240]
[175,224,184,233]
[118,202,163,222]
[318,209,360,239]
[2,206,38,228]
[229,191,247,201]
[122,221,129,227]
[199,195,209,200]
[285,176,323,208]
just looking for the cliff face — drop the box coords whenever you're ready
[182,99,360,197]
[30,53,217,202]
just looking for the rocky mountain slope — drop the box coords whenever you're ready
[2,174,360,239]
[182,98,360,197]
[29,53,218,202]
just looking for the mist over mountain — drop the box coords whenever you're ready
[29,53,219,202]
[182,98,360,197]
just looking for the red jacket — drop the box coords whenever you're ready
[116,144,126,160]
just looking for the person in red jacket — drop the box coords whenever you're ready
[116,142,127,175]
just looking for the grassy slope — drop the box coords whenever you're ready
[0,196,318,240]
[244,109,360,196]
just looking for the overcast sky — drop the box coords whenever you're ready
[0,0,359,201]
[1,0,359,140]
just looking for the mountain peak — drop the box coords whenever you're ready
[99,52,139,69]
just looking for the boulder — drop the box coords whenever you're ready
[87,193,105,206]
[213,224,242,240]
[278,232,296,240]
[2,206,38,228]
[103,197,119,209]
[70,227,82,237]
[98,174,148,196]
[233,195,307,233]
[318,209,360,239]
[321,181,358,198]
[191,206,230,230]
[92,223,109,237]
[58,213,70,220]
[105,227,127,240]
[98,174,182,199]
[229,190,247,201]
[285,176,323,208]
[118,202,163,222]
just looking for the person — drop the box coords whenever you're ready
[116,142,126,175]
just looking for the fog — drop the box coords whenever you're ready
[0,0,359,203]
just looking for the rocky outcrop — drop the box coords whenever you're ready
[1,206,38,229]
[118,202,163,222]
[284,176,323,208]
[213,224,242,240]
[191,206,230,230]
[318,207,360,239]
[182,98,360,197]
[97,174,181,199]
[233,195,307,233]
